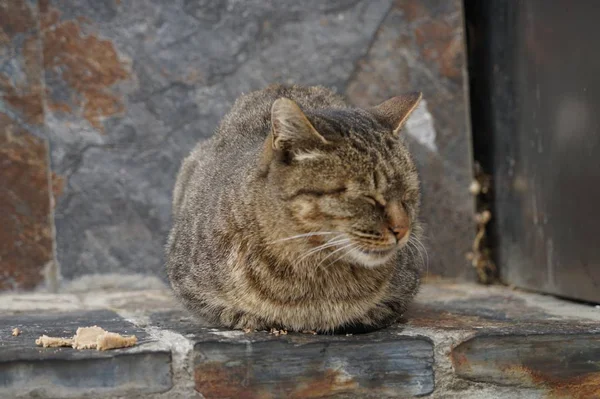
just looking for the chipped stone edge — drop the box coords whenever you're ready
[116,310,197,399]
[400,326,543,399]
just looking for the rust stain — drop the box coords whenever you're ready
[0,2,45,125]
[195,361,262,399]
[0,113,53,291]
[196,361,359,399]
[414,20,463,79]
[505,365,600,399]
[289,369,358,399]
[40,5,130,132]
[0,0,36,38]
[395,0,427,23]
[405,304,501,331]
[0,82,45,125]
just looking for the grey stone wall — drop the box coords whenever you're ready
[0,0,474,290]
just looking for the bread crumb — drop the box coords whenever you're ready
[301,330,318,335]
[12,328,20,336]
[72,326,106,349]
[269,328,288,336]
[35,335,73,348]
[96,332,137,351]
[36,325,138,351]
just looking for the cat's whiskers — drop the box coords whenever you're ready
[315,242,355,271]
[272,231,336,243]
[407,237,429,277]
[295,236,349,265]
[411,236,429,268]
[325,243,358,269]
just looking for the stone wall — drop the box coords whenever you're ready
[0,0,474,291]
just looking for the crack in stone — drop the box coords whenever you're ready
[343,0,395,95]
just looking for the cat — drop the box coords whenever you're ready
[166,84,424,333]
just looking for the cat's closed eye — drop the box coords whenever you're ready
[293,187,347,197]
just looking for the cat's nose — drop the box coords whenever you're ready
[389,225,409,241]
[385,200,409,242]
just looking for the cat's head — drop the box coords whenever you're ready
[259,93,422,268]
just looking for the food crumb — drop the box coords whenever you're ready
[301,330,318,335]
[36,326,137,351]
[35,335,73,348]
[269,328,288,336]
[243,328,254,334]
[72,326,105,350]
[96,332,137,351]
[12,328,20,336]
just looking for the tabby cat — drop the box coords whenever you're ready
[166,84,424,333]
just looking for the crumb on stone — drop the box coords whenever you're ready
[96,331,137,351]
[72,326,106,350]
[35,335,73,348]
[269,328,288,336]
[12,328,20,336]
[301,330,318,335]
[36,326,137,351]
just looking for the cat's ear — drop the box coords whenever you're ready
[369,92,422,136]
[270,98,328,152]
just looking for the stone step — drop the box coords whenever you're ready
[1,281,599,398]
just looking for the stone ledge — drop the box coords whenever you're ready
[0,310,172,398]
[1,281,599,398]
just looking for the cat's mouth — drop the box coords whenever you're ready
[346,245,397,268]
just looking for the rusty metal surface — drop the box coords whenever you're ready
[472,1,600,301]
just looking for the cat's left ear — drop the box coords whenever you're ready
[369,92,422,136]
[270,98,328,151]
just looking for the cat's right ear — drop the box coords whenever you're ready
[369,92,422,136]
[269,98,328,153]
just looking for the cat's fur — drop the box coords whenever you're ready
[166,84,424,332]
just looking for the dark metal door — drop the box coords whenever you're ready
[467,0,600,302]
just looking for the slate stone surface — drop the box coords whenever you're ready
[151,310,434,398]
[1,0,473,287]
[0,115,53,290]
[452,334,600,397]
[0,283,598,397]
[41,0,397,281]
[0,0,54,290]
[405,282,600,334]
[0,309,172,398]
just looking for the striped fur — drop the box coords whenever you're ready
[166,84,424,332]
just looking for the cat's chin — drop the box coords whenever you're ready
[346,247,397,268]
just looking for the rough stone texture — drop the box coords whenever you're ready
[0,114,53,290]
[0,0,55,290]
[1,0,473,287]
[0,0,471,285]
[0,0,45,126]
[346,0,474,279]
[0,309,172,398]
[452,334,600,399]
[0,281,599,398]
[151,311,434,398]
[40,0,400,282]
